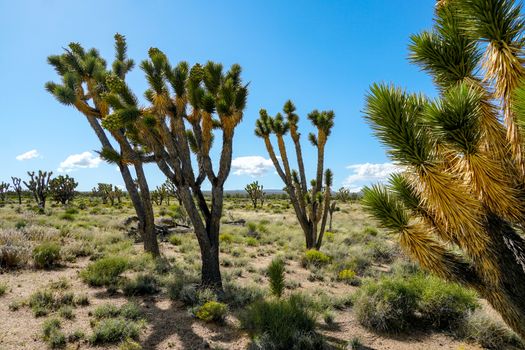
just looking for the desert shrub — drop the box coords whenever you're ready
[0,229,30,268]
[33,242,61,269]
[42,317,66,349]
[366,240,394,264]
[418,278,478,329]
[195,301,228,322]
[363,226,378,236]
[67,330,85,342]
[219,233,234,244]
[80,256,128,288]
[15,220,27,230]
[245,237,258,246]
[29,289,56,317]
[60,213,75,221]
[454,310,524,349]
[353,275,422,333]
[353,274,478,333]
[122,274,159,296]
[337,269,359,285]
[90,318,141,345]
[240,294,324,350]
[302,250,331,267]
[93,302,141,321]
[223,282,265,308]
[74,294,89,306]
[324,231,335,242]
[0,282,7,296]
[168,234,182,246]
[267,258,286,298]
[119,339,143,350]
[58,305,74,319]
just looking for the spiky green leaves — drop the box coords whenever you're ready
[459,0,525,44]
[424,82,483,154]
[307,110,335,136]
[362,184,409,232]
[45,82,76,105]
[364,84,432,167]
[409,5,480,89]
[113,33,134,79]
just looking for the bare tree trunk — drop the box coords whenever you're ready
[134,163,160,257]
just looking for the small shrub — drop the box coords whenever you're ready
[267,258,286,298]
[323,310,335,325]
[15,220,27,230]
[454,310,524,349]
[419,278,478,328]
[240,294,324,350]
[353,275,422,333]
[29,289,56,317]
[33,242,61,269]
[302,250,331,267]
[9,300,22,311]
[195,301,228,322]
[245,237,258,246]
[120,339,143,350]
[90,318,141,344]
[324,231,335,242]
[93,302,142,321]
[60,213,75,221]
[337,269,358,285]
[74,294,89,306]
[0,229,30,268]
[122,274,159,296]
[363,226,378,236]
[67,330,85,342]
[42,318,66,349]
[168,234,182,246]
[0,282,7,296]
[223,282,265,308]
[58,305,74,319]
[219,233,234,244]
[80,256,128,288]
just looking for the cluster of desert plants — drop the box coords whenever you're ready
[49,175,78,205]
[245,181,266,209]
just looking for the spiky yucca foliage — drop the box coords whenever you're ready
[49,175,78,205]
[362,0,525,340]
[46,35,159,256]
[255,100,335,249]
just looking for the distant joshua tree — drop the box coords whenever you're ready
[0,182,10,205]
[50,175,78,205]
[151,184,169,206]
[164,179,182,206]
[335,187,351,203]
[245,181,265,209]
[11,177,22,204]
[256,100,335,249]
[24,171,52,209]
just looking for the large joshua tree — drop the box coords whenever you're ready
[255,100,334,249]
[45,35,159,256]
[362,0,525,339]
[101,49,248,290]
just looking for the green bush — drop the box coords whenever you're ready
[168,234,182,246]
[302,250,331,267]
[454,310,524,349]
[93,302,141,321]
[240,294,325,350]
[80,256,128,288]
[353,274,478,333]
[267,258,285,298]
[219,233,234,244]
[195,301,228,322]
[33,242,61,269]
[90,318,141,345]
[42,318,66,349]
[419,277,478,329]
[29,289,57,317]
[122,274,159,296]
[337,269,359,285]
[0,282,6,296]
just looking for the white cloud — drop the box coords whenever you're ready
[342,162,403,192]
[16,149,40,161]
[231,156,274,177]
[58,152,102,173]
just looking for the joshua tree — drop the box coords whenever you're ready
[327,202,339,232]
[100,48,248,290]
[46,35,159,256]
[0,182,10,205]
[92,183,121,206]
[335,187,351,203]
[255,100,335,250]
[245,181,265,209]
[11,177,22,204]
[164,179,181,206]
[24,171,52,209]
[152,184,169,206]
[50,175,78,205]
[362,0,525,339]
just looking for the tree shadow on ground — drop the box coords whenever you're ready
[139,297,243,350]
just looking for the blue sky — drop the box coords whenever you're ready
[0,0,438,191]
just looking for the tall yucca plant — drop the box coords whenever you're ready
[362,0,525,339]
